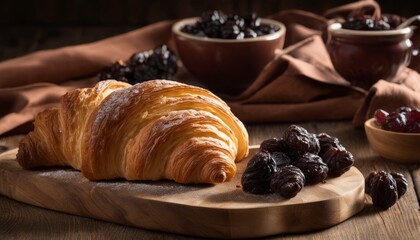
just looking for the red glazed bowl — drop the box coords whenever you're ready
[327,23,414,90]
[172,17,286,96]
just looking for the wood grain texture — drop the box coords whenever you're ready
[1,121,420,239]
[0,146,364,239]
[365,118,420,163]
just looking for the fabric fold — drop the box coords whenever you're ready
[0,6,419,136]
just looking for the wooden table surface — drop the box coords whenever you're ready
[1,121,419,239]
[1,26,419,239]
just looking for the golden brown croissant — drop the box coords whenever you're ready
[17,79,249,184]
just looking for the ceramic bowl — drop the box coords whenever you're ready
[364,118,420,163]
[327,23,414,90]
[172,17,286,96]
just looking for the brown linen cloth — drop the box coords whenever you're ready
[1,8,420,136]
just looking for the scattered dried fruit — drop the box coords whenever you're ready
[98,44,178,84]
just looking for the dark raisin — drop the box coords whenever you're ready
[241,152,277,194]
[99,44,178,85]
[365,171,377,194]
[321,147,354,177]
[293,153,328,185]
[270,165,305,199]
[269,152,291,169]
[132,45,178,84]
[381,14,405,29]
[259,138,287,153]
[283,125,320,155]
[221,22,242,39]
[244,28,258,38]
[316,133,345,156]
[180,11,278,39]
[128,49,152,67]
[244,13,261,29]
[342,17,391,31]
[98,60,132,83]
[369,171,398,209]
[257,24,280,35]
[201,10,227,26]
[390,172,408,198]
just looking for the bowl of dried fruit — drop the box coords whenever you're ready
[327,14,415,90]
[172,10,286,96]
[364,107,420,163]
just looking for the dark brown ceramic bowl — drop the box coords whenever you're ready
[172,18,286,96]
[327,23,413,90]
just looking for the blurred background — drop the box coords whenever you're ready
[0,0,419,61]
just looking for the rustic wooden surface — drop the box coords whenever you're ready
[0,146,365,238]
[0,24,419,239]
[0,121,419,239]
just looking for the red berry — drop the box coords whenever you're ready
[383,112,407,132]
[374,109,388,126]
[407,109,420,122]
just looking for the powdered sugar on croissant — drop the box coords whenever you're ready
[17,80,249,184]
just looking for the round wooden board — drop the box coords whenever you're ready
[0,148,365,239]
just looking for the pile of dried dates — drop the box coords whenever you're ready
[365,170,408,209]
[98,44,178,84]
[241,125,354,198]
[374,106,420,133]
[181,10,280,39]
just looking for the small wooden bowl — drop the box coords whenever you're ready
[364,118,420,163]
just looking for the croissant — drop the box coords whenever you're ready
[16,79,249,184]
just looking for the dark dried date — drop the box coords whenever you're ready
[98,44,178,85]
[293,153,328,185]
[241,152,276,194]
[321,147,354,177]
[269,152,291,169]
[316,133,345,156]
[283,125,320,155]
[365,171,377,194]
[368,171,398,209]
[243,125,355,198]
[259,138,287,153]
[390,172,408,198]
[270,165,305,199]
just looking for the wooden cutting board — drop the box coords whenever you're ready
[0,147,365,239]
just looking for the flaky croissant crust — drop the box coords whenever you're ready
[17,80,249,184]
